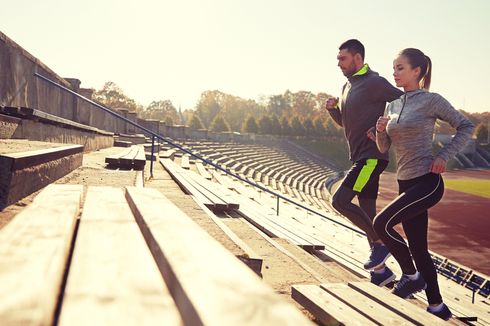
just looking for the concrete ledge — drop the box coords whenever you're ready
[0,114,21,139]
[0,145,84,209]
[13,120,113,152]
[0,106,114,151]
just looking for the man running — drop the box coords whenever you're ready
[325,39,403,286]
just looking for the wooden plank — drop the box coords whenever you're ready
[195,162,212,180]
[320,283,416,325]
[181,154,190,169]
[161,159,225,211]
[292,284,376,325]
[1,144,84,171]
[125,186,313,326]
[1,106,112,135]
[348,281,448,325]
[160,149,176,159]
[133,145,147,170]
[59,186,182,326]
[0,184,82,326]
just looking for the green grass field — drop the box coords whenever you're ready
[444,179,490,199]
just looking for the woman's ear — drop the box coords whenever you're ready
[414,66,422,80]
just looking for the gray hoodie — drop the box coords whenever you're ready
[377,89,474,180]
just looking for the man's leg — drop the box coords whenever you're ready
[331,185,380,243]
[330,159,390,271]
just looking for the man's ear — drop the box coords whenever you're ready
[354,53,363,65]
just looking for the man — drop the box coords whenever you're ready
[326,39,403,287]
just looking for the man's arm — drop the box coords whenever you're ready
[376,77,404,102]
[325,97,343,127]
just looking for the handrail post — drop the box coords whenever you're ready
[150,135,155,178]
[276,196,280,216]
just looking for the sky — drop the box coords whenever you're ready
[2,0,490,113]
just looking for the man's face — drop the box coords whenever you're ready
[337,49,357,77]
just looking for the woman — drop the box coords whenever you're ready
[374,48,474,320]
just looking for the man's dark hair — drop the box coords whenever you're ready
[339,39,365,60]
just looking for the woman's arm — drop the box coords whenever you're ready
[430,94,475,162]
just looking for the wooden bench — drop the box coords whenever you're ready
[292,282,448,325]
[0,184,84,325]
[105,145,146,170]
[125,186,314,325]
[195,162,212,180]
[0,184,312,325]
[161,158,239,212]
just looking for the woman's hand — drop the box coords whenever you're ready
[376,116,391,133]
[430,157,447,174]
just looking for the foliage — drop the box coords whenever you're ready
[189,114,204,130]
[209,115,231,132]
[242,115,259,133]
[290,116,305,136]
[280,116,292,136]
[92,81,143,113]
[475,121,489,143]
[140,100,179,124]
[258,115,273,134]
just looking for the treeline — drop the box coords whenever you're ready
[91,81,489,142]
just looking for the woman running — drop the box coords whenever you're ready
[374,48,474,320]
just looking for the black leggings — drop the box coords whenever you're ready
[373,173,444,304]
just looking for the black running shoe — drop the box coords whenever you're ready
[392,274,427,299]
[370,267,396,287]
[364,243,391,270]
[427,303,452,321]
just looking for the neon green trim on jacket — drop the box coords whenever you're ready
[353,64,369,76]
[353,159,378,192]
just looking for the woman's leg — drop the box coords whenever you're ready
[402,211,443,304]
[373,173,444,275]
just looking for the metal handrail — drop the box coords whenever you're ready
[34,72,365,236]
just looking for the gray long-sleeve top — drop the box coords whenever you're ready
[376,89,474,180]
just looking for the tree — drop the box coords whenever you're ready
[189,114,204,130]
[291,116,305,136]
[195,90,224,128]
[93,81,142,113]
[270,114,282,135]
[209,115,230,132]
[313,117,326,137]
[303,118,315,137]
[258,115,273,134]
[242,115,259,133]
[475,121,489,143]
[164,116,174,126]
[267,94,291,117]
[280,116,292,136]
[140,100,179,123]
[325,119,340,137]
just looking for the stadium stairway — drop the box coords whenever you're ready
[170,141,489,325]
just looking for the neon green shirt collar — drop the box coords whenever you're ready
[353,64,369,76]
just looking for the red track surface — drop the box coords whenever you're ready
[377,170,490,276]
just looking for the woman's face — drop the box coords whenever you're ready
[393,55,420,88]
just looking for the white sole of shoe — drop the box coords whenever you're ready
[377,273,396,287]
[365,252,392,271]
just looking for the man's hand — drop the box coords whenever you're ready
[430,157,447,174]
[325,97,339,110]
[376,116,391,133]
[366,127,376,142]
